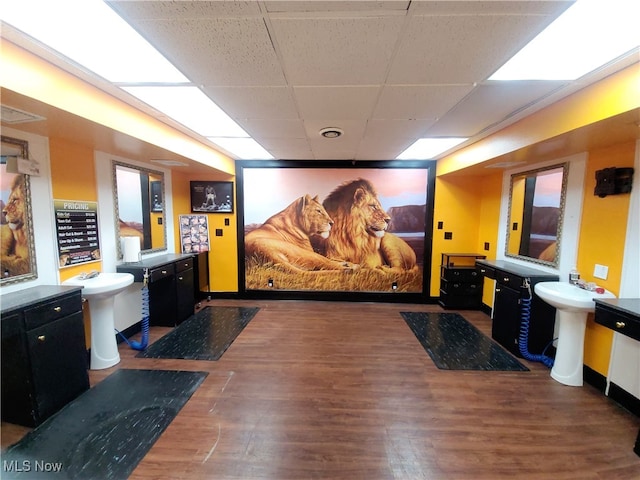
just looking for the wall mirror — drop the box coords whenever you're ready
[1,135,37,285]
[506,163,568,268]
[113,161,166,259]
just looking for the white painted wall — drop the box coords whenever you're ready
[0,127,59,296]
[607,139,640,399]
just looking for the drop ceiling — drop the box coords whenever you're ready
[1,0,639,168]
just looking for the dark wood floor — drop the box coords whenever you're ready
[2,299,639,479]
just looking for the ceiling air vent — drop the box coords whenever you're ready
[1,105,46,124]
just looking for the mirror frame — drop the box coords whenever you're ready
[112,160,167,259]
[1,135,38,285]
[505,162,569,268]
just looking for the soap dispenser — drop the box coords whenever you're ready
[569,267,580,285]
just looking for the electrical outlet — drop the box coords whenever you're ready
[593,264,608,280]
[484,242,490,251]
[444,232,453,240]
[437,221,443,230]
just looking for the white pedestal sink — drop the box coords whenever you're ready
[534,282,615,386]
[63,272,134,370]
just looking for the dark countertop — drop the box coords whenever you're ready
[1,285,82,314]
[116,253,195,282]
[117,253,193,270]
[476,259,559,279]
[594,298,640,319]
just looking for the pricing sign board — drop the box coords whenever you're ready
[54,199,101,268]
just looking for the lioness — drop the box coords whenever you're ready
[1,174,31,277]
[245,194,358,272]
[319,179,417,272]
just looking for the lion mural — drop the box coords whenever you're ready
[317,179,417,272]
[245,194,358,273]
[1,174,31,277]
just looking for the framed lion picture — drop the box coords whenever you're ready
[236,160,435,301]
[1,135,38,285]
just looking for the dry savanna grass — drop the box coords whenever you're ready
[245,257,423,292]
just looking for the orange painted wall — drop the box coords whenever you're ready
[171,170,238,292]
[579,141,635,374]
[431,176,484,296]
[477,173,502,307]
[49,137,100,281]
[49,137,99,346]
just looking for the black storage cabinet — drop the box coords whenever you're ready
[118,253,196,327]
[476,259,558,357]
[439,253,486,309]
[1,286,90,427]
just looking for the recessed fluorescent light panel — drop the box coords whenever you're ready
[490,0,640,81]
[208,138,274,160]
[0,0,188,83]
[396,138,468,160]
[1,0,275,161]
[122,86,248,138]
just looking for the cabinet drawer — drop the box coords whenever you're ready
[441,267,480,282]
[175,257,193,273]
[441,279,482,296]
[149,264,175,283]
[24,293,82,331]
[495,270,524,289]
[595,307,640,342]
[476,264,495,279]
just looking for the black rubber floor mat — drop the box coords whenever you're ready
[401,312,529,371]
[137,306,259,360]
[1,369,207,479]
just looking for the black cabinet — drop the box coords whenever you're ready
[118,254,196,327]
[176,258,195,323]
[1,286,90,427]
[477,260,558,357]
[439,253,486,309]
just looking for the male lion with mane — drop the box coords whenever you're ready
[1,174,31,277]
[245,194,358,273]
[318,179,417,272]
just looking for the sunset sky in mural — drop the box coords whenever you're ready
[242,168,429,226]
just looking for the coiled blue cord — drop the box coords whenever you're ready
[518,280,554,368]
[115,271,150,351]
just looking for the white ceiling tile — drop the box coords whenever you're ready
[265,1,410,13]
[294,86,380,120]
[256,138,314,160]
[373,85,474,120]
[408,1,573,16]
[108,1,263,19]
[122,17,286,86]
[364,118,436,140]
[270,16,405,85]
[203,86,299,120]
[425,81,568,137]
[388,13,563,84]
[241,118,307,139]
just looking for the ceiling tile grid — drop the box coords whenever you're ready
[103,0,589,161]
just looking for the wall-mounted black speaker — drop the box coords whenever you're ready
[594,167,634,197]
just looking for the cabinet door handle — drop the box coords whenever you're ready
[503,277,509,282]
[53,306,62,312]
[37,335,46,342]
[161,270,167,274]
[616,321,626,329]
[178,276,183,281]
